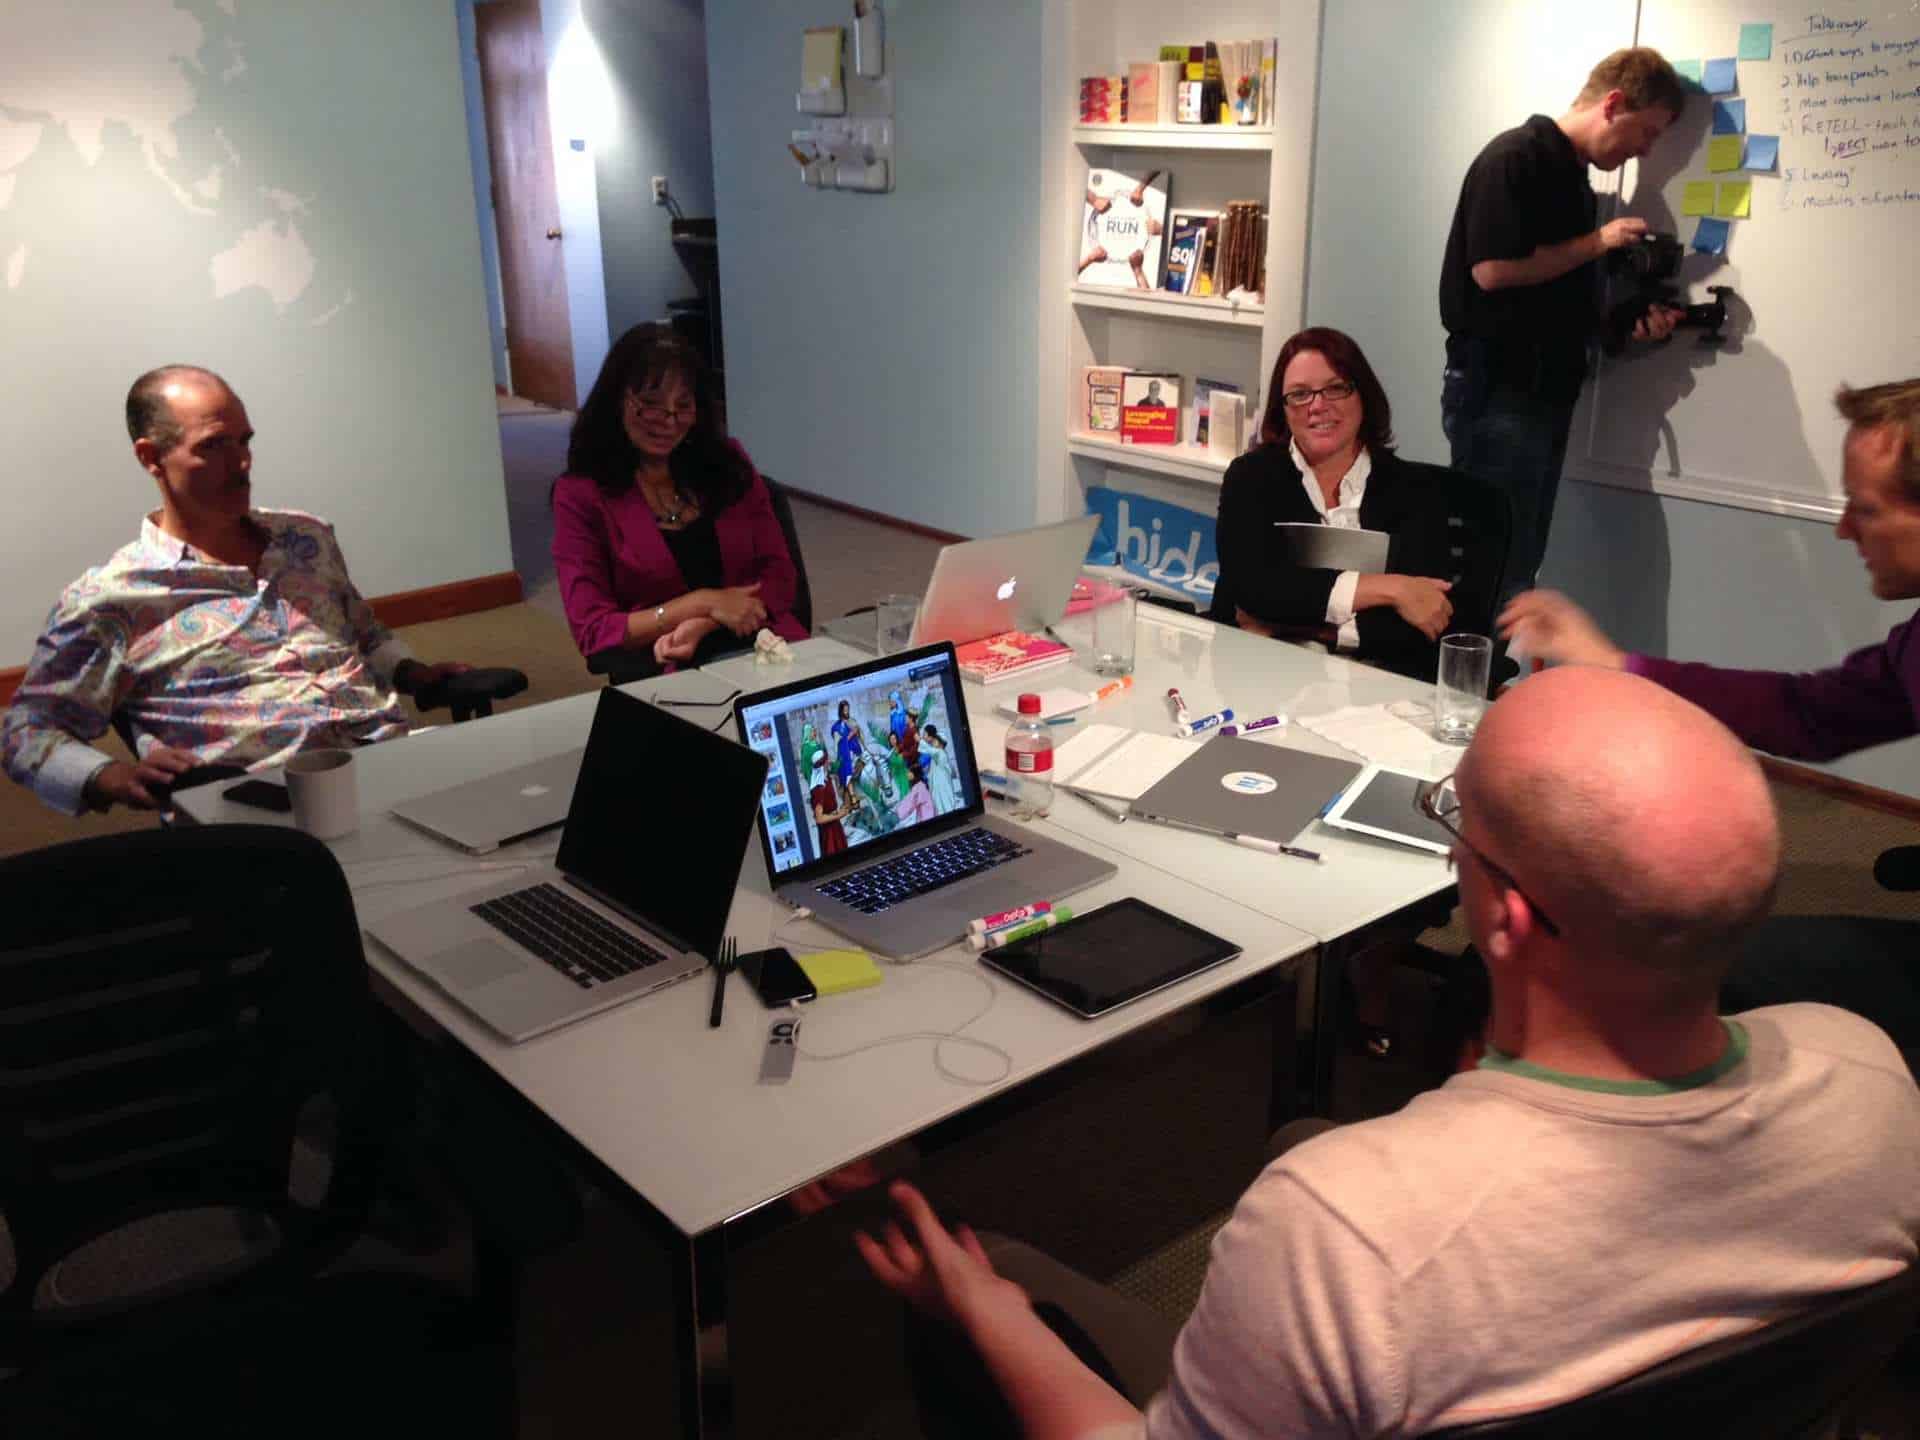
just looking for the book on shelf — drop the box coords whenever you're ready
[1078,167,1168,291]
[1192,215,1221,296]
[955,630,1074,686]
[1161,209,1215,294]
[1202,200,1266,299]
[1079,74,1127,124]
[1081,365,1130,434]
[1190,376,1243,449]
[1125,62,1179,126]
[1120,372,1181,445]
[1208,391,1248,457]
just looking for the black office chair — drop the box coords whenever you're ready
[1874,845,1920,891]
[0,826,513,1437]
[1425,1266,1920,1439]
[586,472,811,685]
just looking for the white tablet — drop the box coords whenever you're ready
[1320,764,1454,855]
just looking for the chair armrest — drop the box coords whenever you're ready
[413,668,528,722]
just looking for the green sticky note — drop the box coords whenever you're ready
[1674,58,1704,86]
[1682,180,1717,216]
[1739,23,1773,61]
[1717,180,1752,218]
[1708,135,1744,171]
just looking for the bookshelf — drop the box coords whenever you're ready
[1041,2,1322,539]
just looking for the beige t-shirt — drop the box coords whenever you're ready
[1129,1004,1920,1439]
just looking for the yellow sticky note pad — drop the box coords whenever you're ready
[1682,181,1717,216]
[1716,180,1752,219]
[1707,136,1743,172]
[797,948,884,996]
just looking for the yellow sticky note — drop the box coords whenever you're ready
[1716,180,1752,219]
[796,948,883,996]
[1682,181,1717,216]
[1707,136,1743,172]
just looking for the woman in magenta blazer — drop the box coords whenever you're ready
[551,324,806,671]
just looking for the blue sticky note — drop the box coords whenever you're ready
[1744,133,1780,171]
[1673,58,1704,87]
[1704,57,1738,94]
[1739,23,1773,61]
[1712,99,1747,134]
[1691,217,1731,255]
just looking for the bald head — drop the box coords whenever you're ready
[126,365,235,451]
[1456,668,1780,986]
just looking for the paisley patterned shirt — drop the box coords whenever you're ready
[3,509,414,814]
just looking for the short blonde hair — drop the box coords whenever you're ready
[1836,379,1920,501]
[1576,47,1687,116]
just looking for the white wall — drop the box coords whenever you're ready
[1306,0,1920,798]
[588,0,716,335]
[0,0,510,660]
[704,0,1048,538]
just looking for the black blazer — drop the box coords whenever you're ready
[1208,444,1456,681]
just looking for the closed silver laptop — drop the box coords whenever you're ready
[389,749,584,854]
[368,689,768,1042]
[910,515,1100,647]
[734,642,1116,959]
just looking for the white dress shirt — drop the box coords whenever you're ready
[1290,440,1370,651]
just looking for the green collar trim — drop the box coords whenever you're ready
[1479,1020,1750,1096]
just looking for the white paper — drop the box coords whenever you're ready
[1295,702,1458,781]
[1054,725,1197,800]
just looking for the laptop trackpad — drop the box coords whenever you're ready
[427,939,529,990]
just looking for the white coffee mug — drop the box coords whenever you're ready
[284,748,359,839]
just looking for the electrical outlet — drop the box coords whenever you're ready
[650,176,669,206]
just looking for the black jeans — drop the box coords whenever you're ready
[1442,370,1578,607]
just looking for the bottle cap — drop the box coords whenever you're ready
[1018,693,1042,715]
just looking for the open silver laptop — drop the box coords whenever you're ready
[368,689,768,1042]
[389,750,584,854]
[733,641,1116,958]
[910,515,1100,647]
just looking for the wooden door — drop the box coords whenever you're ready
[476,0,576,410]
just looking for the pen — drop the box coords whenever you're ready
[1166,686,1189,722]
[1173,707,1233,738]
[1069,789,1128,823]
[1046,715,1078,726]
[1218,713,1287,737]
[1230,833,1324,863]
[1092,676,1134,703]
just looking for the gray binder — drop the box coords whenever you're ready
[1130,736,1361,846]
[1274,522,1388,572]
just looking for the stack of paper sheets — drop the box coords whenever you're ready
[1293,702,1459,781]
[1051,723,1199,800]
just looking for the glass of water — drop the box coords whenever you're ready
[876,593,921,656]
[1435,633,1493,744]
[1087,581,1140,676]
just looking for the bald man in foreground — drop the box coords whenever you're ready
[858,670,1920,1439]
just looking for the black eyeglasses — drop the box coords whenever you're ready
[1416,775,1562,937]
[627,395,697,424]
[1279,380,1357,409]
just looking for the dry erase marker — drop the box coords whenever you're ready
[1166,687,1189,722]
[979,770,1020,802]
[968,901,1053,935]
[983,907,1074,949]
[1046,715,1079,726]
[1092,676,1134,703]
[1219,713,1287,737]
[1230,833,1323,863]
[1174,707,1233,738]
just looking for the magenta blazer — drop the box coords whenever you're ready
[550,441,808,659]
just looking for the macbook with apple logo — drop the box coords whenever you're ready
[909,514,1101,647]
[389,748,586,854]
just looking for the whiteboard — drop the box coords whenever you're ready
[1571,0,1920,521]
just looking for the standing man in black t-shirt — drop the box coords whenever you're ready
[1440,48,1688,605]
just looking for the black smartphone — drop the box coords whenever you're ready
[741,946,816,1007]
[223,778,293,813]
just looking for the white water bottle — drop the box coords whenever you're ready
[1004,693,1054,815]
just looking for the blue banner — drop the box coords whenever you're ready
[1083,486,1218,600]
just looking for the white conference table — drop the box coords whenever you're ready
[177,620,1457,1438]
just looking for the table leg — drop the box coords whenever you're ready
[680,1226,737,1438]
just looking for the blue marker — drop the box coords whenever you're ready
[1173,707,1233,738]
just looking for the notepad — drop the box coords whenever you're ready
[796,948,883,996]
[1053,723,1197,801]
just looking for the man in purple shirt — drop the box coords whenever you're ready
[1500,375,1920,1064]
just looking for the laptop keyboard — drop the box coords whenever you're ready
[471,883,669,989]
[816,827,1031,915]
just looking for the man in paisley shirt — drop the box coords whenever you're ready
[3,365,473,815]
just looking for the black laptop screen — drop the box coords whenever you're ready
[736,645,979,877]
[555,689,769,962]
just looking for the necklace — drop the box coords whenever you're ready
[642,479,693,527]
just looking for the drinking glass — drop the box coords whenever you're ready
[1087,581,1140,676]
[876,593,921,656]
[1435,633,1493,744]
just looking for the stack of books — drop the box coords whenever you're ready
[1080,367,1252,455]
[956,630,1075,685]
[1163,202,1266,299]
[1079,74,1127,124]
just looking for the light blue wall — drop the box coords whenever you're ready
[704,0,1046,537]
[0,0,509,656]
[1306,0,1920,798]
[456,0,511,389]
[588,0,715,335]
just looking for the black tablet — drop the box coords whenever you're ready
[979,898,1241,1019]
